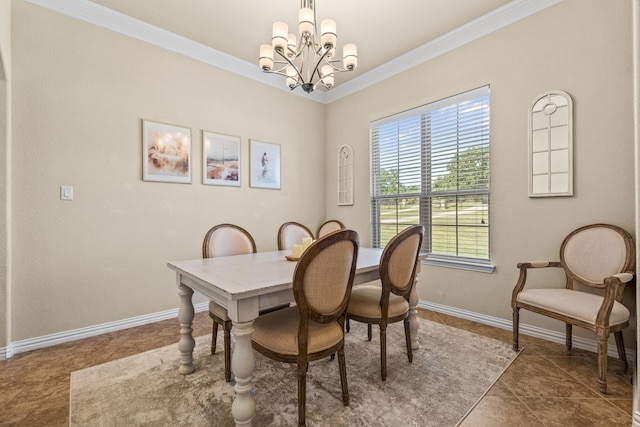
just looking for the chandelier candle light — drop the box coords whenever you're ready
[259,0,358,93]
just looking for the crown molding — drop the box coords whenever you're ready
[24,0,325,103]
[325,0,564,103]
[26,0,562,105]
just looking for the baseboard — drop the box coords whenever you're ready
[0,302,209,359]
[1,300,635,360]
[419,300,637,360]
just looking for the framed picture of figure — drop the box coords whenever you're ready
[249,139,281,190]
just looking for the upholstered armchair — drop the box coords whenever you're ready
[511,223,635,393]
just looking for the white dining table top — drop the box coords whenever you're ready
[167,247,384,302]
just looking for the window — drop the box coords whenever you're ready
[370,86,493,272]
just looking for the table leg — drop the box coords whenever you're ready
[177,282,196,375]
[409,261,422,350]
[231,320,256,426]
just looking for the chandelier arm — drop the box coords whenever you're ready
[307,47,331,85]
[312,78,329,91]
[263,67,289,77]
[263,68,301,90]
[274,48,306,83]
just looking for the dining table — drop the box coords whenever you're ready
[167,247,423,426]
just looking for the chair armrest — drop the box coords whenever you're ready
[612,272,634,283]
[516,261,562,269]
[601,271,635,303]
[594,272,635,324]
[512,261,563,308]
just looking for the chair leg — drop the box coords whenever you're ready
[512,307,519,351]
[211,320,219,355]
[614,331,628,371]
[297,362,307,426]
[597,333,608,393]
[404,317,413,363]
[337,345,350,406]
[346,317,350,333]
[380,324,387,381]
[565,324,572,351]
[367,323,372,341]
[223,321,232,382]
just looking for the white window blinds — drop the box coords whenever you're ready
[370,86,490,263]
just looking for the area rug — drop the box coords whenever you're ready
[70,318,519,426]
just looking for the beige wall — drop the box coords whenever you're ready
[325,0,637,345]
[7,0,638,351]
[0,0,11,348]
[10,1,326,341]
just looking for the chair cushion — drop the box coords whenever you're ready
[347,285,409,319]
[252,306,344,356]
[208,300,230,321]
[517,289,630,326]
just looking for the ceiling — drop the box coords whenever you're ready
[89,0,511,85]
[29,0,562,102]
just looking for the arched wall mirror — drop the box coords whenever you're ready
[528,90,573,197]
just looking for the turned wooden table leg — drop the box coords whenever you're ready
[231,320,256,426]
[177,282,196,375]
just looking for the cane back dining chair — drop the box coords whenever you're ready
[202,223,257,382]
[277,221,314,250]
[317,219,345,238]
[346,225,424,381]
[512,223,635,393]
[251,229,359,426]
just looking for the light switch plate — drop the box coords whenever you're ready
[60,185,73,201]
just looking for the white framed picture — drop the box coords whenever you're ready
[142,119,191,184]
[202,131,240,187]
[249,139,281,189]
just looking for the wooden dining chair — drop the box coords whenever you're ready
[277,221,314,250]
[251,229,359,426]
[346,225,424,381]
[317,219,345,238]
[202,223,256,382]
[512,223,635,393]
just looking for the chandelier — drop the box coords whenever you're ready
[258,0,358,93]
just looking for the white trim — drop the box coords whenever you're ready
[633,0,640,423]
[24,0,563,105]
[0,344,12,359]
[420,300,636,360]
[423,257,496,274]
[0,302,209,359]
[324,0,564,103]
[370,85,490,128]
[23,0,325,103]
[2,298,632,361]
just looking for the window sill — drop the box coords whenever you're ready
[422,256,495,274]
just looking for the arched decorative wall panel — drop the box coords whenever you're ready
[338,144,353,205]
[528,90,573,197]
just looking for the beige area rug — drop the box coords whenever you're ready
[70,318,519,426]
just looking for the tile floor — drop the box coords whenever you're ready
[0,309,633,426]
